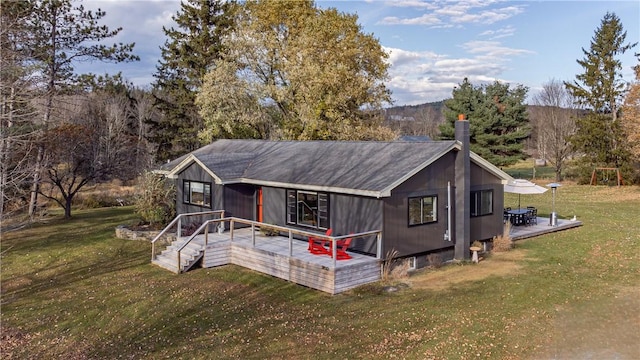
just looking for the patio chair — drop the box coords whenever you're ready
[308,229,332,255]
[334,236,353,260]
[526,207,538,225]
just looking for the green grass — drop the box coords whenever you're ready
[2,186,639,359]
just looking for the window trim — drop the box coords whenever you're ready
[286,189,329,230]
[183,180,212,208]
[408,195,438,226]
[470,189,493,217]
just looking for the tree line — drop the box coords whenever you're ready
[1,0,638,221]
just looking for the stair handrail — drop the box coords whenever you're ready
[151,210,225,261]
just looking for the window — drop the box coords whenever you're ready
[407,257,416,270]
[183,180,211,208]
[408,195,437,225]
[286,190,329,230]
[471,189,493,217]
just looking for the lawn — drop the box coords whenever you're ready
[2,184,639,359]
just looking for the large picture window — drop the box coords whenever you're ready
[286,190,329,230]
[471,189,493,217]
[408,195,437,226]
[183,180,211,208]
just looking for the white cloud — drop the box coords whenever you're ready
[377,1,525,27]
[461,40,535,57]
[478,25,515,39]
[383,46,506,104]
[379,13,441,25]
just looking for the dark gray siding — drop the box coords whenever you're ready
[383,153,456,257]
[176,161,222,225]
[223,184,255,219]
[331,194,383,254]
[262,187,286,227]
[469,162,504,241]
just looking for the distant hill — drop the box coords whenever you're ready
[383,101,447,138]
[384,100,446,123]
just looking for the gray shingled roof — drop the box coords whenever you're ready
[163,139,463,197]
[165,139,514,197]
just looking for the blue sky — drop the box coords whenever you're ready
[79,0,640,106]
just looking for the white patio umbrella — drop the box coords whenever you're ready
[504,179,548,209]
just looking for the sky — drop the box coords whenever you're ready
[77,0,640,106]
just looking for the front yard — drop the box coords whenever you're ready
[1,183,639,359]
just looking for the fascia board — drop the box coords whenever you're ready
[469,152,514,183]
[378,142,461,196]
[166,154,223,184]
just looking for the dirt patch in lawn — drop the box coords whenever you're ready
[406,249,528,291]
[535,286,640,360]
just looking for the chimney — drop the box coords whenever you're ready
[454,114,470,260]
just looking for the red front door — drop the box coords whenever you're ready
[257,187,263,222]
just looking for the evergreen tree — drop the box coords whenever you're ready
[439,78,530,167]
[150,0,236,162]
[565,12,637,183]
[23,0,139,218]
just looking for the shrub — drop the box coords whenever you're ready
[381,249,399,281]
[259,225,280,236]
[134,171,176,226]
[390,259,410,279]
[182,222,203,236]
[492,222,513,252]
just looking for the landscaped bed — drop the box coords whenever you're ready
[1,183,639,359]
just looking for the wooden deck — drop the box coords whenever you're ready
[195,228,381,295]
[509,216,583,241]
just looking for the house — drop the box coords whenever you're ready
[158,117,513,269]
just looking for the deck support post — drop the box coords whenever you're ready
[288,232,293,256]
[376,233,382,259]
[251,224,256,247]
[230,219,234,241]
[205,223,209,247]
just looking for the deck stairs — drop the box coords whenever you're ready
[152,237,205,273]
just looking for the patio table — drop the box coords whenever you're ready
[507,209,529,226]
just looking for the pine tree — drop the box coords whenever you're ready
[23,0,139,218]
[439,79,530,167]
[150,0,236,162]
[565,12,637,183]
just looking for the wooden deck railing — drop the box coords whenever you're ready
[156,216,382,272]
[151,210,225,261]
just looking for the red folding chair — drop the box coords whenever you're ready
[334,236,352,260]
[308,229,332,255]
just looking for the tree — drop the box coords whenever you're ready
[196,0,395,142]
[24,0,139,218]
[531,79,578,181]
[621,54,640,162]
[565,12,637,183]
[439,78,530,167]
[0,1,39,219]
[150,0,236,162]
[39,123,106,218]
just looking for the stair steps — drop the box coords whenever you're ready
[152,237,205,273]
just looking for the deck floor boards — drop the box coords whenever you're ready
[166,219,581,293]
[193,228,381,294]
